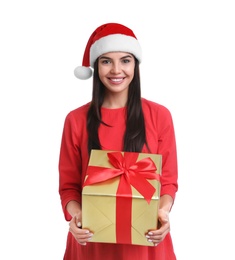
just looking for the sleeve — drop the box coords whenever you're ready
[58,112,82,221]
[157,106,178,200]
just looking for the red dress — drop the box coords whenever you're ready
[59,98,178,260]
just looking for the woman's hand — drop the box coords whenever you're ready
[69,215,93,246]
[66,201,93,246]
[146,209,170,246]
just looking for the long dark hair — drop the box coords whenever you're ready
[87,57,148,154]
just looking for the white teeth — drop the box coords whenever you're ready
[111,78,122,82]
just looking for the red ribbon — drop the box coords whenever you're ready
[83,151,160,244]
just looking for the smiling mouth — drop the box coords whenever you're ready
[109,78,124,82]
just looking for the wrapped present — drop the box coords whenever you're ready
[82,149,161,246]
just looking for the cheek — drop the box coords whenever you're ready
[98,70,107,85]
[98,66,108,78]
[126,65,135,75]
[126,69,135,80]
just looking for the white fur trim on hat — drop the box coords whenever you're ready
[89,34,142,68]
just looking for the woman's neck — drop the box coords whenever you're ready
[102,93,127,109]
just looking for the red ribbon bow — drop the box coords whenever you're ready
[84,151,160,203]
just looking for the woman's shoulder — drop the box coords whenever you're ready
[141,98,175,127]
[141,98,171,115]
[67,102,90,117]
[63,102,90,125]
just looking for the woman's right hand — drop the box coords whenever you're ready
[69,215,94,245]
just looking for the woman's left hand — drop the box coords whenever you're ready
[145,209,170,246]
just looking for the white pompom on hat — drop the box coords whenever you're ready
[74,23,142,80]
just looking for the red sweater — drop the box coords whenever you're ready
[59,98,178,260]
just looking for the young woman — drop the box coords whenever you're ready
[59,23,178,260]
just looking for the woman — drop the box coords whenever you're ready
[59,22,178,259]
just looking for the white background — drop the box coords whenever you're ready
[0,1,235,259]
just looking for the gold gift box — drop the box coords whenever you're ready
[82,149,161,246]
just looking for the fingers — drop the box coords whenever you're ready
[146,225,170,246]
[72,228,93,245]
[146,210,170,246]
[77,221,82,228]
[69,216,93,245]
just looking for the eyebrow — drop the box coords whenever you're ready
[99,54,133,60]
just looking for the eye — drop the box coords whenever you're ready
[122,58,131,64]
[100,59,111,64]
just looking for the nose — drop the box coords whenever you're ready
[110,62,121,74]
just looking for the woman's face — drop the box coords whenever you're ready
[98,52,135,95]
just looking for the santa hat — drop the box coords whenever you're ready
[74,23,142,80]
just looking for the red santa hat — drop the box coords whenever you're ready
[74,23,142,80]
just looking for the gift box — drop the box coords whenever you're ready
[82,149,161,246]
